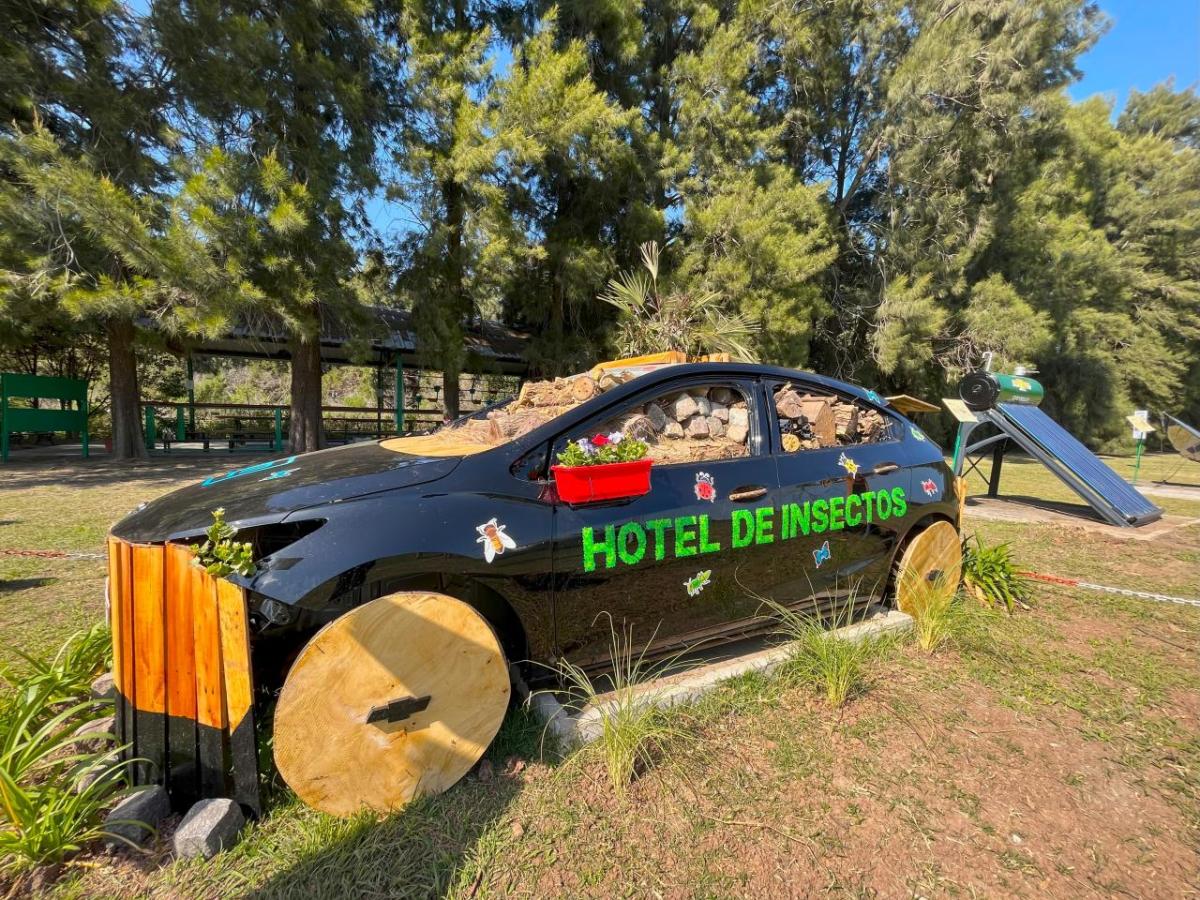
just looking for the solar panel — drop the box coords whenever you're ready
[997,403,1162,526]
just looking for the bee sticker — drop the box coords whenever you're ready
[921,478,939,497]
[909,426,926,442]
[694,471,716,503]
[684,569,712,597]
[476,518,517,563]
[812,540,831,568]
[1012,377,1031,391]
[837,452,859,477]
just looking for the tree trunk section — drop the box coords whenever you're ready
[442,369,460,421]
[107,317,147,460]
[289,335,324,453]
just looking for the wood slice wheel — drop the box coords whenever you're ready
[894,521,963,614]
[273,591,510,817]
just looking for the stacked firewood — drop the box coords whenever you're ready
[774,386,889,452]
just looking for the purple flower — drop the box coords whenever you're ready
[576,438,595,455]
[607,431,624,444]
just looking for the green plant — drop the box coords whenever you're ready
[0,624,111,708]
[547,615,686,797]
[0,674,137,873]
[761,595,892,707]
[962,533,1030,613]
[901,575,969,653]
[191,507,257,578]
[556,431,649,467]
[601,241,760,362]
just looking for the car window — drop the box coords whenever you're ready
[562,383,753,466]
[772,382,896,453]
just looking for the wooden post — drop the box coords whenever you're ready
[988,439,1006,497]
[394,356,404,434]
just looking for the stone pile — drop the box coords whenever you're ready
[609,386,751,464]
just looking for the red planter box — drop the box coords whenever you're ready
[551,458,653,504]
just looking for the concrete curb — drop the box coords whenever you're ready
[531,607,913,749]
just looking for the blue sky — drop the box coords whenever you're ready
[1070,0,1199,109]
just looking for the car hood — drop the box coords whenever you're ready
[110,441,463,543]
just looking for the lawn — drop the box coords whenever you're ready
[1,450,1198,897]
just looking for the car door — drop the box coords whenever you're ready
[549,375,781,669]
[766,379,910,610]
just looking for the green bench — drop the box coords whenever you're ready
[1,373,89,462]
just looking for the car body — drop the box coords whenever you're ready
[113,362,960,690]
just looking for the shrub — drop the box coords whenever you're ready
[548,615,685,797]
[762,596,893,707]
[901,575,970,653]
[962,534,1030,613]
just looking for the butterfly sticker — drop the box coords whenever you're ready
[865,389,883,405]
[812,540,831,568]
[921,478,938,497]
[684,570,712,597]
[837,453,859,477]
[260,468,296,482]
[476,518,517,563]
[694,471,716,503]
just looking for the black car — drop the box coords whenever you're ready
[109,362,960,815]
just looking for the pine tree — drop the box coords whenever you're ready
[151,0,394,450]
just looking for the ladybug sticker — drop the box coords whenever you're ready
[694,471,716,503]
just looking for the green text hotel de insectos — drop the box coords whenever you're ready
[582,486,909,572]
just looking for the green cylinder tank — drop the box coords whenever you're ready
[958,371,1044,411]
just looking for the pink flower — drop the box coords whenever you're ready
[591,433,610,447]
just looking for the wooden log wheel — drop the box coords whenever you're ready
[273,592,511,817]
[893,520,962,614]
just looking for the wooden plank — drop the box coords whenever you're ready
[131,544,167,784]
[895,521,962,616]
[106,537,127,752]
[191,563,227,798]
[217,580,259,814]
[164,543,199,804]
[112,538,137,772]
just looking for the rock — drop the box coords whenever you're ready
[727,423,749,445]
[73,715,115,750]
[710,402,728,423]
[91,673,115,701]
[694,397,712,417]
[663,422,684,439]
[728,407,749,430]
[619,414,658,442]
[511,821,525,839]
[684,415,710,439]
[477,759,494,782]
[706,416,725,438]
[669,394,698,421]
[710,387,734,405]
[688,386,709,399]
[104,785,170,850]
[173,798,245,860]
[644,403,668,431]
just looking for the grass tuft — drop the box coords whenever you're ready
[761,596,893,707]
[549,615,687,797]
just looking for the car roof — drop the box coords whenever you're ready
[505,362,889,454]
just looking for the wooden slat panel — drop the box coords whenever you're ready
[131,544,167,783]
[112,538,136,766]
[217,579,259,813]
[191,563,227,797]
[164,543,199,803]
[106,537,127,752]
